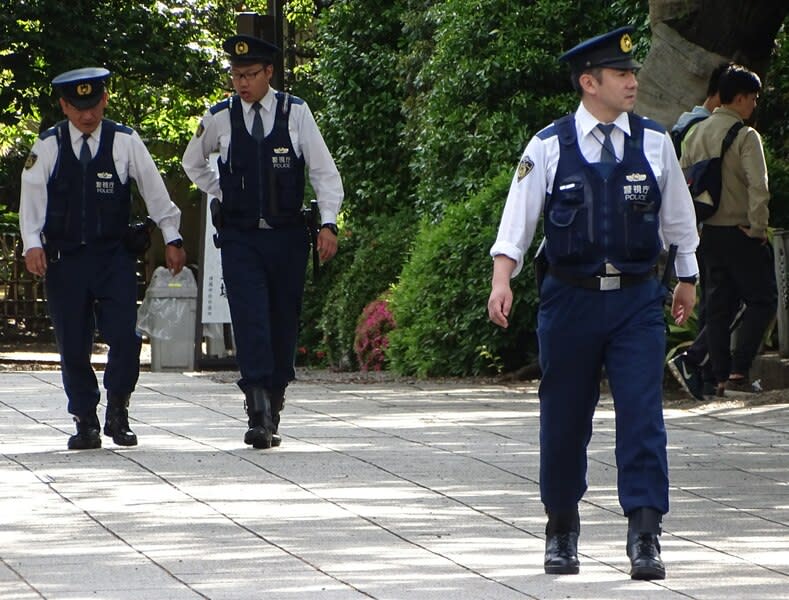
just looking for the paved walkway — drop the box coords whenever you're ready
[0,369,787,599]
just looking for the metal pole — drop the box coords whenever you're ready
[236,7,285,91]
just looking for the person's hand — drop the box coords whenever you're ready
[24,248,47,277]
[165,244,187,275]
[671,281,697,325]
[317,227,338,263]
[739,225,767,244]
[488,283,513,329]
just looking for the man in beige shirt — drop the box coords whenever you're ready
[680,64,776,396]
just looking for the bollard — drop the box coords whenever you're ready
[772,229,789,357]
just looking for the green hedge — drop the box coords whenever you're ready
[388,168,538,377]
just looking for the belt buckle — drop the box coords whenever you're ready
[258,218,273,230]
[599,275,621,291]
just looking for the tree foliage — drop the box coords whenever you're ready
[404,0,641,219]
[312,0,413,219]
[0,0,266,209]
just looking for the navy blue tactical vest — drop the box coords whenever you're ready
[43,119,132,252]
[215,93,306,229]
[541,113,663,277]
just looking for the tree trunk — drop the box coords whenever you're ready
[636,0,788,128]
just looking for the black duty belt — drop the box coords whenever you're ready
[223,213,306,230]
[548,266,656,291]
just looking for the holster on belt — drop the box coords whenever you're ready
[123,217,155,256]
[305,199,320,280]
[533,238,548,299]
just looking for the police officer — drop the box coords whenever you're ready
[487,27,699,580]
[181,35,343,450]
[20,67,187,450]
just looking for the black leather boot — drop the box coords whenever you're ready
[104,393,138,446]
[67,413,102,450]
[544,508,580,574]
[627,507,665,580]
[270,390,285,447]
[243,388,274,449]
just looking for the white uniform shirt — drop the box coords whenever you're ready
[490,102,700,278]
[20,120,182,254]
[181,87,344,224]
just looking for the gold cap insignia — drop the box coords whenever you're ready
[77,83,93,96]
[620,34,632,54]
[24,152,38,170]
[235,41,249,55]
[517,157,534,182]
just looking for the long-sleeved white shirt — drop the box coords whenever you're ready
[181,87,343,224]
[490,102,699,278]
[20,120,182,254]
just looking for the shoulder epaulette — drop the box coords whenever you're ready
[638,115,665,135]
[210,98,231,115]
[39,127,59,141]
[39,120,68,141]
[536,123,558,141]
[112,122,134,135]
[276,91,304,105]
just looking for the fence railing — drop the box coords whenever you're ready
[0,233,149,342]
[0,233,51,339]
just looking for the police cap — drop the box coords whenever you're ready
[223,34,280,65]
[52,67,110,110]
[559,26,641,73]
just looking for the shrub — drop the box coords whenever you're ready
[319,210,418,369]
[388,167,539,377]
[354,294,396,371]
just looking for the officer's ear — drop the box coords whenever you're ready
[578,69,603,96]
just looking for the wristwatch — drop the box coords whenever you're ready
[321,223,339,236]
[678,275,697,284]
[167,238,184,248]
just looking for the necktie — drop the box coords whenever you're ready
[597,123,617,163]
[251,102,264,141]
[79,134,92,168]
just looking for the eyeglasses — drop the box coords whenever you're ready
[229,68,265,83]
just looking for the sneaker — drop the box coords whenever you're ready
[726,377,762,394]
[668,354,704,400]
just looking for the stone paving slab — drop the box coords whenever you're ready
[0,370,787,599]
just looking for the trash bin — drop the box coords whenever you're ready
[137,266,198,371]
[772,230,789,357]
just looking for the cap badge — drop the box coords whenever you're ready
[77,83,93,96]
[235,41,249,55]
[620,34,632,54]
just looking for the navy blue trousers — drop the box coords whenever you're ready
[537,274,669,516]
[220,226,309,394]
[45,243,142,417]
